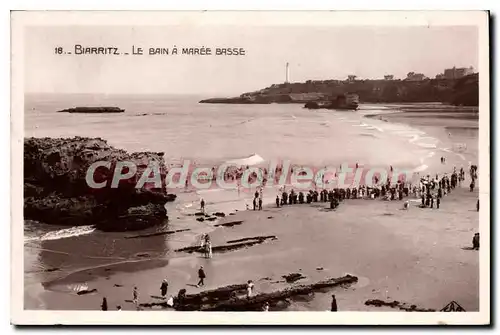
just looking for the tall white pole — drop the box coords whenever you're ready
[286,62,289,83]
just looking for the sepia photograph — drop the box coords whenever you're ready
[11,10,490,325]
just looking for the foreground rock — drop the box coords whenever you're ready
[139,274,357,311]
[365,299,436,312]
[58,107,125,113]
[183,274,357,311]
[24,137,176,231]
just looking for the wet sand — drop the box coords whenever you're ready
[25,104,480,311]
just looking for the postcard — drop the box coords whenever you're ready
[11,10,490,325]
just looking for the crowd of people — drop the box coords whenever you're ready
[98,159,479,312]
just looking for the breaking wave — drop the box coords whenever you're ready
[224,153,265,167]
[25,225,96,242]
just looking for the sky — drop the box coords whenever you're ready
[24,25,478,95]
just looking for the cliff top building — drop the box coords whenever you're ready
[384,75,394,80]
[443,66,475,80]
[405,72,427,81]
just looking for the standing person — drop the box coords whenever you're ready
[258,197,263,210]
[206,240,213,259]
[132,287,139,307]
[116,305,122,311]
[197,266,206,287]
[477,199,479,212]
[101,297,108,311]
[276,195,280,208]
[330,294,338,311]
[246,280,254,299]
[200,198,205,213]
[436,197,440,209]
[430,196,434,209]
[473,233,480,250]
[253,197,257,210]
[160,279,169,298]
[262,302,270,311]
[200,233,206,249]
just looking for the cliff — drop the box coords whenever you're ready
[200,74,479,106]
[58,107,125,113]
[24,137,176,232]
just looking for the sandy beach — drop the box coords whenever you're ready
[24,104,480,312]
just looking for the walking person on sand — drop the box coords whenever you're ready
[259,197,263,210]
[101,297,108,311]
[132,286,139,308]
[160,279,169,298]
[197,266,206,287]
[200,198,205,213]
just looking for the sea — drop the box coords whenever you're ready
[23,94,472,306]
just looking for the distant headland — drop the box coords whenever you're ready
[200,73,479,107]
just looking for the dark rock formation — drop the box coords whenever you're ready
[282,273,306,283]
[125,228,190,239]
[24,137,176,232]
[214,220,244,227]
[226,235,277,244]
[76,288,97,295]
[138,274,357,311]
[58,107,125,113]
[365,299,436,312]
[184,275,357,311]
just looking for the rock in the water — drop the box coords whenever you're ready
[58,107,124,114]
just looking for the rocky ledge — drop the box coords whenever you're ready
[24,137,176,232]
[57,107,125,114]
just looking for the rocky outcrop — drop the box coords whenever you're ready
[58,107,125,113]
[200,74,479,106]
[24,137,176,232]
[365,299,436,312]
[138,274,358,311]
[179,274,358,311]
